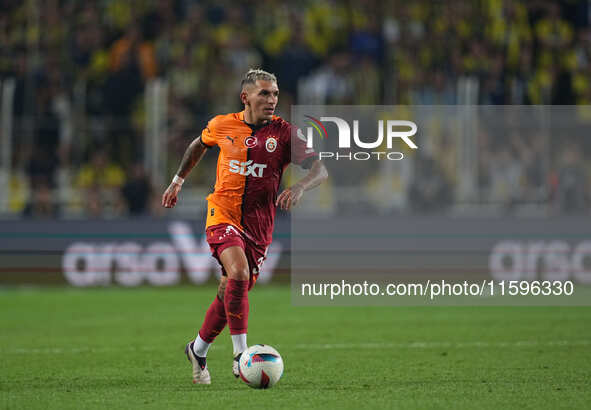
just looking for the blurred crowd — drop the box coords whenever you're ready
[1,0,590,217]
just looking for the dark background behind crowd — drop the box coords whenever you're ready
[1,0,591,218]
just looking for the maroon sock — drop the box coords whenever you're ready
[198,295,227,343]
[224,279,249,335]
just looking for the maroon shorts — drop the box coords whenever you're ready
[205,223,268,290]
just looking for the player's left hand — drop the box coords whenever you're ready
[276,183,304,211]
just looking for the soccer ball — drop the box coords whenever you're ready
[238,344,284,389]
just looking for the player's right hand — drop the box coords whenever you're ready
[162,182,182,208]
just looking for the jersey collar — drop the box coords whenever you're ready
[240,110,272,131]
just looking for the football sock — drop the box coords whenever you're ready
[231,334,247,356]
[197,295,227,346]
[188,342,207,369]
[224,278,249,352]
[192,334,211,358]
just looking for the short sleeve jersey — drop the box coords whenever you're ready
[200,111,317,246]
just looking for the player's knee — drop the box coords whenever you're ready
[226,264,249,281]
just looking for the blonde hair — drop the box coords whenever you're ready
[241,69,277,89]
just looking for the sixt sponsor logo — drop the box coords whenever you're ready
[228,159,267,177]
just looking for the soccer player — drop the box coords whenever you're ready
[161,69,328,384]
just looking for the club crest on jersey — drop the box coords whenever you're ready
[265,137,277,153]
[245,136,257,148]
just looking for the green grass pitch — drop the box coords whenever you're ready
[1,286,590,409]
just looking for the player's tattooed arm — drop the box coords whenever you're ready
[176,136,209,179]
[162,137,209,208]
[276,160,328,211]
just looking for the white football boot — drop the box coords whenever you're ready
[185,342,211,385]
[232,353,242,378]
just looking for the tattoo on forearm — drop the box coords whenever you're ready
[176,138,207,178]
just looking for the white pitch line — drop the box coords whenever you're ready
[290,340,591,350]
[1,340,589,355]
